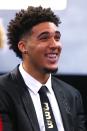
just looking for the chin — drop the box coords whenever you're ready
[43,67,58,74]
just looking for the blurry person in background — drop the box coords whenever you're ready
[0,19,6,48]
[0,6,86,131]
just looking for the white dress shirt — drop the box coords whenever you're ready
[19,63,65,131]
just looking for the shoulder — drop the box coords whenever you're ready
[51,75,81,98]
[0,65,20,85]
[0,73,11,85]
[0,66,18,89]
[0,66,25,102]
[0,72,15,96]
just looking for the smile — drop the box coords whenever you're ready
[47,53,57,58]
[46,53,58,63]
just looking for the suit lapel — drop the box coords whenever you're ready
[11,66,40,131]
[21,89,40,131]
[52,76,74,131]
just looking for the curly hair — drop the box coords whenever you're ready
[7,6,61,59]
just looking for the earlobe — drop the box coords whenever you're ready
[23,50,28,54]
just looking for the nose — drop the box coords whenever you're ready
[49,38,62,52]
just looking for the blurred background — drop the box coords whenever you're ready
[0,0,87,122]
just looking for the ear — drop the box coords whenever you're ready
[18,40,28,54]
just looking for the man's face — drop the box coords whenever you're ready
[23,22,62,74]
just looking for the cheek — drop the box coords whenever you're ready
[28,45,44,61]
[29,43,45,53]
[27,41,47,61]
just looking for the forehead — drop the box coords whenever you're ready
[31,22,58,36]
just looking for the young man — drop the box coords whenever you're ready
[0,6,86,131]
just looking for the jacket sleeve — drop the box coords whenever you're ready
[75,90,87,131]
[0,113,14,131]
[0,88,14,131]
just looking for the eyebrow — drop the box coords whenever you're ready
[37,31,61,39]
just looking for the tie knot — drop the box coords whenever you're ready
[39,86,47,95]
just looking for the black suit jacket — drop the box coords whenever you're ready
[0,66,86,131]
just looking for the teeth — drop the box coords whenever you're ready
[47,54,56,58]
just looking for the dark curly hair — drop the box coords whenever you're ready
[7,6,61,59]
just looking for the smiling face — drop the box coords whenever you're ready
[18,22,62,78]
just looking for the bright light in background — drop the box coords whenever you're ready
[0,0,67,10]
[0,18,7,49]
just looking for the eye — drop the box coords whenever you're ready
[54,32,61,41]
[40,35,48,40]
[38,33,50,41]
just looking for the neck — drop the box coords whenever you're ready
[22,63,50,84]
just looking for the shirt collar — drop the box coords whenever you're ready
[19,63,52,94]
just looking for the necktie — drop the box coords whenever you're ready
[38,86,58,131]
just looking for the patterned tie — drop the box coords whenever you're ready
[38,86,58,131]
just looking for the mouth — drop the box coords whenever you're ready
[45,53,58,63]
